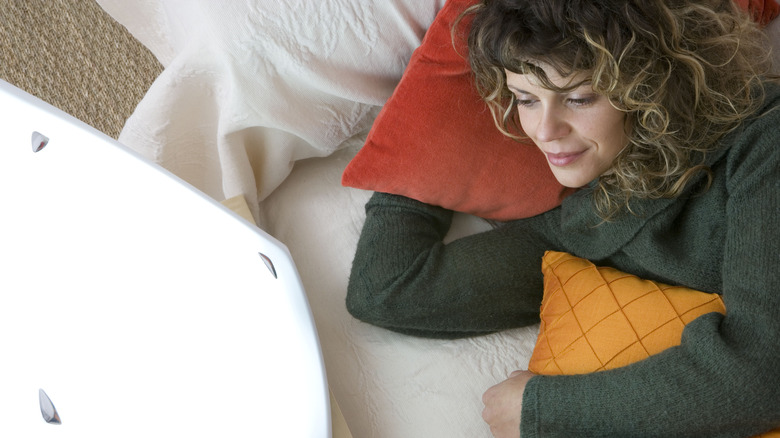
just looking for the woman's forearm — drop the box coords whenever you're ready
[346,192,550,338]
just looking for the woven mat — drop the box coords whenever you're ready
[0,0,162,138]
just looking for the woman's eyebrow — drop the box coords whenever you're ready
[507,85,531,95]
[508,81,594,96]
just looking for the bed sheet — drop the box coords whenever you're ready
[262,138,540,438]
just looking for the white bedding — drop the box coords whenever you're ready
[98,0,447,225]
[262,143,539,437]
[94,1,780,436]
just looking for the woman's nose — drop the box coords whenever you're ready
[534,107,570,143]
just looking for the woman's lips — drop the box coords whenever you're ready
[545,150,586,167]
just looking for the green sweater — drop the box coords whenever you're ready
[346,83,780,437]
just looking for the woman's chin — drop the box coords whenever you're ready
[549,168,596,189]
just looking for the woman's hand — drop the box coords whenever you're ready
[482,370,535,438]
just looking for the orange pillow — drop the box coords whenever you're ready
[529,251,726,375]
[529,251,780,437]
[341,0,572,221]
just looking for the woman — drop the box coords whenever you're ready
[346,0,780,436]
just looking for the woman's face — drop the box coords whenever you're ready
[505,64,628,188]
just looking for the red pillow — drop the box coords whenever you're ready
[341,0,572,221]
[736,0,780,25]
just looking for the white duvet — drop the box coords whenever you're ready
[93,0,780,436]
[98,0,446,224]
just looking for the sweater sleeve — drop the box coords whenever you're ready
[521,99,780,437]
[346,192,558,339]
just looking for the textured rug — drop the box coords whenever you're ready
[0,0,162,138]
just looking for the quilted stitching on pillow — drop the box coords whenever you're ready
[529,251,726,375]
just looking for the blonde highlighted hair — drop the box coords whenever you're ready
[464,0,776,219]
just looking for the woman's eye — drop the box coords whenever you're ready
[567,96,594,107]
[515,97,536,107]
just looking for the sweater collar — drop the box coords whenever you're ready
[557,127,730,260]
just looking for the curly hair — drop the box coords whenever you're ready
[464,0,775,219]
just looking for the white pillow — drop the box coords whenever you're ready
[97,0,446,223]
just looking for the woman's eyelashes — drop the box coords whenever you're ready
[567,96,596,107]
[514,96,537,107]
[513,94,597,108]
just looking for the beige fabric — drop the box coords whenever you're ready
[0,0,161,138]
